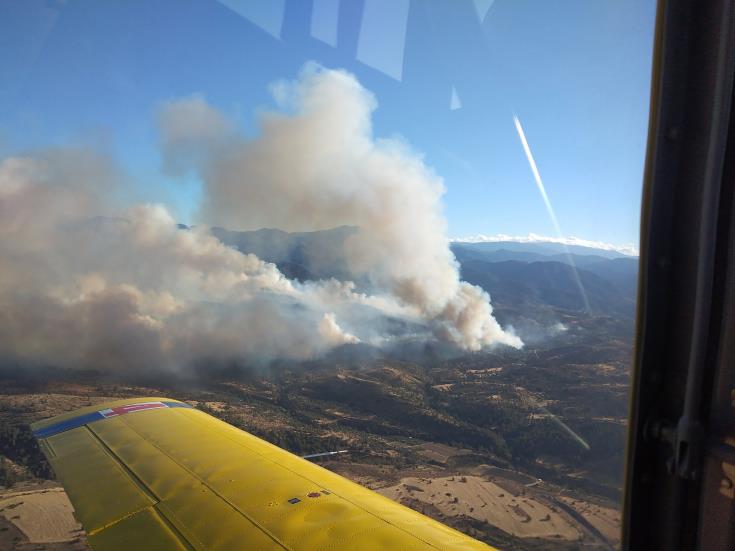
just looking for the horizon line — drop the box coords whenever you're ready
[450,233,639,257]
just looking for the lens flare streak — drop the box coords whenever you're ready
[513,115,591,313]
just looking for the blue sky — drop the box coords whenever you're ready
[0,0,656,248]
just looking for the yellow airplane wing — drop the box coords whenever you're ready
[31,397,493,550]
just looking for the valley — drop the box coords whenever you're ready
[0,319,630,549]
[0,238,636,549]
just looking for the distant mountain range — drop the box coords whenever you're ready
[450,242,638,317]
[205,226,639,336]
[450,240,632,260]
[209,225,357,282]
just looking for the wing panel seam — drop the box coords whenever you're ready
[152,503,199,551]
[118,415,291,551]
[177,409,448,549]
[86,504,156,537]
[86,425,161,505]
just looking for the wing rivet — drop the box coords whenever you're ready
[307,492,321,498]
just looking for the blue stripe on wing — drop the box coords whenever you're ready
[33,401,193,439]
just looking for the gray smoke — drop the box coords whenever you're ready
[160,64,522,352]
[0,65,520,374]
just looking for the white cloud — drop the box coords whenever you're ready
[451,233,639,257]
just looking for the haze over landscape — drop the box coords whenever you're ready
[0,1,652,549]
[0,106,638,545]
[1,65,527,378]
[0,222,637,548]
[0,65,637,545]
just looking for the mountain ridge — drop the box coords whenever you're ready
[206,226,638,333]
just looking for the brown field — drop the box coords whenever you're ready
[415,442,473,465]
[0,362,624,550]
[378,475,581,541]
[0,484,86,548]
[559,496,621,547]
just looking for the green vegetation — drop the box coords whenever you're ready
[0,419,51,484]
[0,315,631,507]
[0,456,15,487]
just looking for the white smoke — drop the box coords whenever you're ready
[0,152,387,371]
[0,65,520,374]
[160,63,522,351]
[319,313,360,346]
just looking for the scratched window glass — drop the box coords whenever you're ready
[0,1,656,549]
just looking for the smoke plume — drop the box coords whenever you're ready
[160,65,521,351]
[0,64,520,374]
